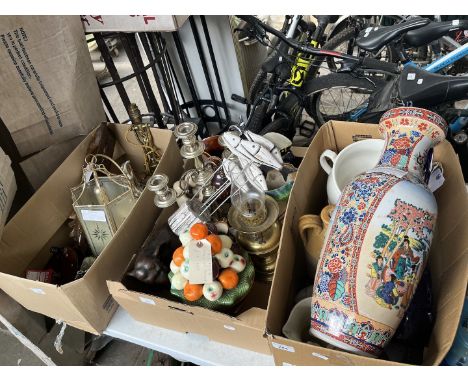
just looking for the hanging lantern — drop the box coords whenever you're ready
[71,154,138,256]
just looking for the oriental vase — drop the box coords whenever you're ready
[310,107,448,357]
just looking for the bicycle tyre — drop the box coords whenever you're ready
[321,27,359,72]
[258,117,294,138]
[247,102,269,134]
[248,69,268,103]
[302,73,386,127]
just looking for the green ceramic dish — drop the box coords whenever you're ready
[266,180,294,201]
[168,253,255,311]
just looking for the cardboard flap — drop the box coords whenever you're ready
[237,307,266,330]
[269,335,403,366]
[0,132,93,275]
[0,272,89,324]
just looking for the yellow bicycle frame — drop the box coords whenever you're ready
[288,40,318,87]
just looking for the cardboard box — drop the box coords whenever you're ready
[0,147,17,238]
[107,207,272,355]
[266,121,468,365]
[20,135,86,190]
[81,15,189,32]
[0,123,182,334]
[0,16,106,157]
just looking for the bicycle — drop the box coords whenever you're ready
[306,18,468,130]
[235,15,397,139]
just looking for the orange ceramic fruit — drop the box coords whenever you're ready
[183,283,203,301]
[190,223,209,240]
[218,269,239,290]
[172,246,185,267]
[206,234,222,255]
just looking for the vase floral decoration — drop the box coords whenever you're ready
[310,107,447,357]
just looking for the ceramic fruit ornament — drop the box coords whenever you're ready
[230,255,247,273]
[190,222,209,240]
[171,273,188,290]
[172,247,185,266]
[184,283,203,301]
[218,269,239,290]
[206,234,223,254]
[215,248,234,268]
[311,107,447,357]
[203,281,223,301]
[168,221,255,310]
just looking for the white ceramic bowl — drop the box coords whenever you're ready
[320,139,385,205]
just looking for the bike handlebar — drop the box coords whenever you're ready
[237,15,400,74]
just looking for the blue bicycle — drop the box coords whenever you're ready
[306,18,468,134]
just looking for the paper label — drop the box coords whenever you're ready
[81,209,107,222]
[84,164,93,182]
[407,73,416,80]
[428,167,445,192]
[139,296,156,305]
[30,288,46,295]
[271,342,295,353]
[188,239,213,284]
[417,79,423,84]
[311,352,329,360]
[452,19,460,26]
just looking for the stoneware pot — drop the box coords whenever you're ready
[320,139,385,205]
[298,204,335,277]
[311,107,447,357]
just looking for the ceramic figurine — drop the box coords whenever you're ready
[311,107,447,358]
[222,132,282,170]
[171,273,188,290]
[244,130,283,164]
[230,254,247,273]
[215,248,234,268]
[203,281,223,301]
[299,205,335,277]
[127,224,177,285]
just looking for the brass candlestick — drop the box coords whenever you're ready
[128,103,161,176]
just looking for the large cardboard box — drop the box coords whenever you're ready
[0,16,106,157]
[107,206,272,355]
[0,123,181,334]
[266,121,468,365]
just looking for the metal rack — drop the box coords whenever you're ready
[91,16,234,138]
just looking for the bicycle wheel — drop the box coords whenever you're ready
[248,69,268,103]
[247,102,269,134]
[258,117,293,137]
[322,27,396,73]
[303,73,386,127]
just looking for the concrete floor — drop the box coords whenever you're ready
[0,291,181,366]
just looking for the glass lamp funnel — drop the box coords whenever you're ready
[71,157,137,256]
[230,174,267,227]
[227,165,280,254]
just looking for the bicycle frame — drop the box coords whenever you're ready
[350,42,468,131]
